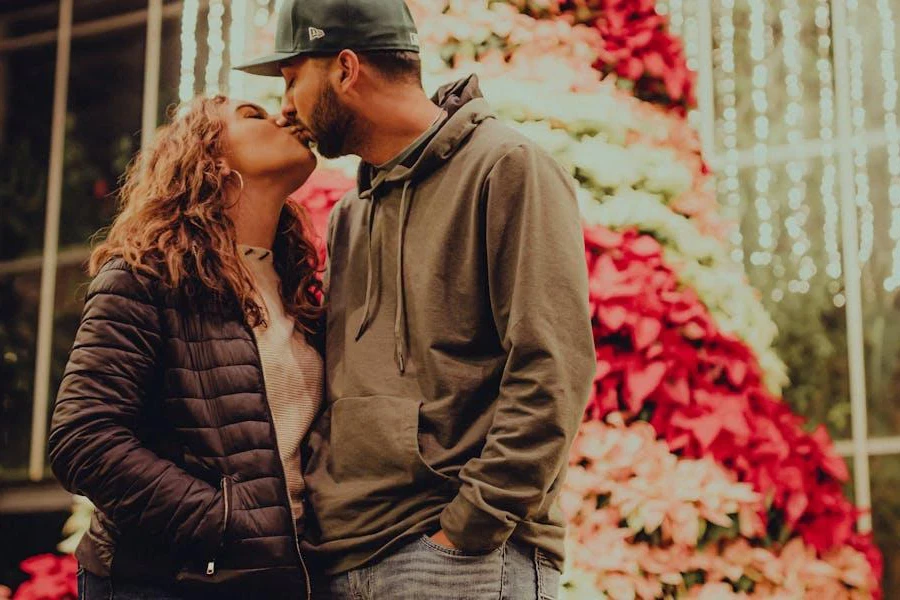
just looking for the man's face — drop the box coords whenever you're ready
[280,57,356,159]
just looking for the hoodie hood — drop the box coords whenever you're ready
[357,74,494,199]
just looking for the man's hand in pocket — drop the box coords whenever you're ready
[430,529,457,550]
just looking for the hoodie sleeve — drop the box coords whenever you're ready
[439,143,596,553]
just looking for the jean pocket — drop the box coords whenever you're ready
[535,549,561,600]
[419,534,502,559]
[402,535,504,598]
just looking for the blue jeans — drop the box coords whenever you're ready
[311,535,561,600]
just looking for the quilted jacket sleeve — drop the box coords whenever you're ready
[48,262,226,559]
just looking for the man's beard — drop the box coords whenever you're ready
[308,82,356,159]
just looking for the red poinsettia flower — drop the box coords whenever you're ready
[582,224,880,582]
[849,532,885,599]
[289,168,356,261]
[13,554,77,600]
[523,0,697,113]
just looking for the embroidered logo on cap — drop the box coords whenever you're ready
[309,27,325,41]
[409,32,419,46]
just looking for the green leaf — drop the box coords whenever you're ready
[735,575,755,593]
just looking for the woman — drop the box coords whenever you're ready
[48,96,323,599]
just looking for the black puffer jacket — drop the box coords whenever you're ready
[48,259,313,598]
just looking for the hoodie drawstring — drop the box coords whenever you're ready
[353,199,378,341]
[394,181,413,374]
[353,180,414,375]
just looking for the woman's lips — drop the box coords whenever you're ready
[285,124,316,149]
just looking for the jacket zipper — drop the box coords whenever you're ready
[245,325,312,600]
[207,475,232,575]
[203,341,228,577]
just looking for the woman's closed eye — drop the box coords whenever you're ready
[237,104,268,119]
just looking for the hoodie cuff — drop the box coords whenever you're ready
[439,493,516,554]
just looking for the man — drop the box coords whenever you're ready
[237,1,595,598]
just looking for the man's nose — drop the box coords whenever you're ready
[278,94,296,127]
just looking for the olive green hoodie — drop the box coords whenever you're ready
[302,75,595,575]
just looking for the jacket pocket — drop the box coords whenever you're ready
[206,475,232,576]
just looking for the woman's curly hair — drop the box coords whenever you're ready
[90,96,323,334]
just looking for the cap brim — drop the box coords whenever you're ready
[233,51,301,77]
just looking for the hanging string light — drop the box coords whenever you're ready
[178,0,200,103]
[814,0,842,294]
[747,0,775,276]
[228,0,248,98]
[779,0,812,295]
[668,0,684,39]
[205,0,226,95]
[682,0,699,73]
[874,0,900,292]
[715,0,742,263]
[846,0,873,265]
[255,0,271,27]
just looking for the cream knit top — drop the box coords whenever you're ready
[239,245,323,529]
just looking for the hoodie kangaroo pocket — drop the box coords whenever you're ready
[329,395,424,485]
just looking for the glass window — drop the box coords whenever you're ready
[74,0,158,24]
[0,268,40,482]
[158,15,183,124]
[3,2,60,38]
[58,23,147,251]
[0,42,55,262]
[0,4,58,483]
[44,8,186,460]
[0,1,185,484]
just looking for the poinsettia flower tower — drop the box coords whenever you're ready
[293,0,884,597]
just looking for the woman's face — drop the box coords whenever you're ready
[222,100,317,190]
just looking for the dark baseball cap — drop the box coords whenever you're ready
[235,0,420,77]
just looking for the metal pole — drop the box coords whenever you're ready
[830,0,872,533]
[28,0,73,482]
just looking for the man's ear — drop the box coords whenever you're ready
[334,49,361,93]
